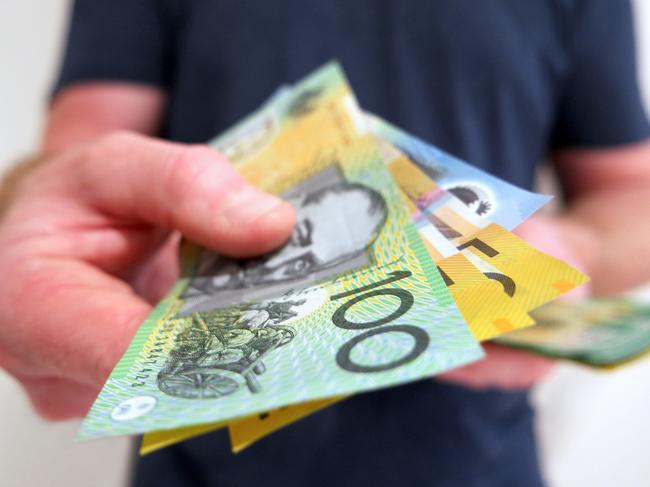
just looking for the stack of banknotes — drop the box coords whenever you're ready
[497,298,650,369]
[78,62,591,454]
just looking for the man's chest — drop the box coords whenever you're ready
[167,0,566,184]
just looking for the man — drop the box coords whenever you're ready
[0,1,648,486]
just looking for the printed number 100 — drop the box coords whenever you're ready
[330,271,429,373]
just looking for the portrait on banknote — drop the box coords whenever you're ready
[180,165,388,314]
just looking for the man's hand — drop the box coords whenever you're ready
[436,343,555,390]
[0,132,295,419]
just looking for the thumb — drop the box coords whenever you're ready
[67,131,295,257]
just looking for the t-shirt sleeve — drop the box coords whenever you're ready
[53,0,174,95]
[552,0,650,149]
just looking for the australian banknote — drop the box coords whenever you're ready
[367,114,552,230]
[497,298,650,367]
[223,149,589,454]
[80,64,482,440]
[136,62,587,453]
[142,89,588,454]
[161,146,588,457]
[171,146,586,456]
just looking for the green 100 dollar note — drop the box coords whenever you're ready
[79,64,482,440]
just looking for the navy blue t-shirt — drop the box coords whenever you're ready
[55,1,649,486]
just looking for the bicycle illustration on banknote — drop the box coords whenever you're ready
[156,297,308,400]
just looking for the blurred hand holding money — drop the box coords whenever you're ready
[76,62,597,454]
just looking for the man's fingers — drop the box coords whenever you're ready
[436,344,555,390]
[69,132,295,257]
[0,256,152,388]
[19,375,99,420]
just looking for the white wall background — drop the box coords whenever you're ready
[0,2,649,486]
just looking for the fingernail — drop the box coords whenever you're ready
[221,187,285,226]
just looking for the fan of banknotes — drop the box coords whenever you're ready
[79,62,599,454]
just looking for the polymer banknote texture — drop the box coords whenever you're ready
[80,63,481,440]
[138,67,587,452]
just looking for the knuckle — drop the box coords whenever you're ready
[81,130,143,169]
[73,130,147,199]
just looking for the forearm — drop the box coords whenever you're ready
[44,83,165,155]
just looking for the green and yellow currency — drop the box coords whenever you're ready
[183,173,585,455]
[224,140,588,455]
[212,69,367,189]
[82,64,482,441]
[225,283,529,454]
[497,298,650,367]
[141,66,371,453]
[136,63,586,454]
[224,147,565,454]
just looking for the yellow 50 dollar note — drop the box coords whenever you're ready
[384,146,533,340]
